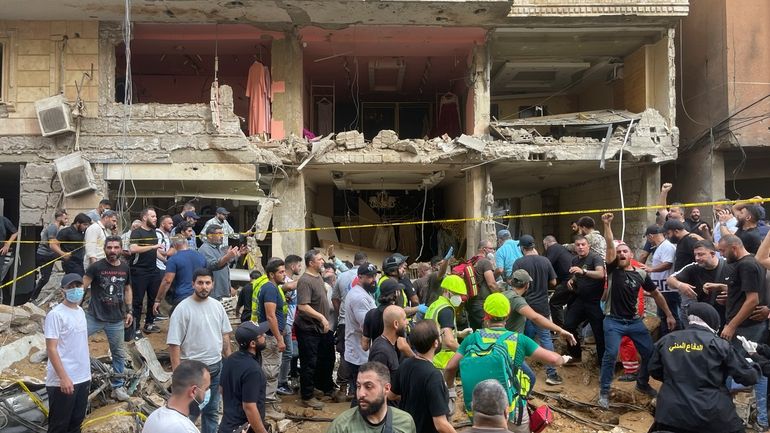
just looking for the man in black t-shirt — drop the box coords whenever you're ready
[391,320,452,433]
[129,207,162,338]
[732,203,763,254]
[544,235,576,329]
[0,214,18,284]
[83,236,132,401]
[368,305,406,379]
[663,219,702,272]
[667,240,728,325]
[563,235,605,365]
[51,213,92,276]
[219,321,269,433]
[599,213,676,409]
[362,279,414,360]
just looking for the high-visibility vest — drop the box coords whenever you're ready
[375,275,409,309]
[425,296,456,368]
[250,276,288,323]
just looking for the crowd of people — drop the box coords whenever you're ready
[35,184,770,433]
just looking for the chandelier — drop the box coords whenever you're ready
[369,190,396,210]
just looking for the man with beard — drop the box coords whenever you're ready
[378,253,419,317]
[84,210,117,267]
[663,219,702,272]
[83,236,133,402]
[344,263,378,407]
[667,240,728,325]
[142,360,210,433]
[51,213,92,276]
[564,216,606,260]
[202,207,237,251]
[33,209,68,300]
[725,203,763,254]
[327,362,416,433]
[199,224,246,300]
[167,268,233,433]
[598,213,677,409]
[368,305,408,379]
[154,235,207,314]
[640,225,679,335]
[129,207,163,336]
[714,234,769,432]
[685,208,711,237]
[253,259,287,419]
[218,321,270,433]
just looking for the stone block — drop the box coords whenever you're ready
[24,162,56,180]
[21,193,51,210]
[372,129,398,148]
[17,40,51,55]
[177,120,208,136]
[20,208,45,226]
[0,305,31,326]
[388,140,418,154]
[0,333,45,372]
[17,55,50,71]
[66,38,98,55]
[20,303,47,321]
[154,104,209,119]
[16,86,51,103]
[16,71,50,87]
[335,131,366,150]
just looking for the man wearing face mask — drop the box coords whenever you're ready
[344,263,378,406]
[44,274,91,433]
[143,360,211,433]
[425,275,474,370]
[167,268,233,433]
[218,321,270,433]
[327,362,416,433]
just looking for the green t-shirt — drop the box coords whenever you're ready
[327,406,416,433]
[502,290,529,334]
[457,327,538,367]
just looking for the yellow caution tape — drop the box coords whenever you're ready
[80,410,147,428]
[0,246,84,290]
[15,380,49,417]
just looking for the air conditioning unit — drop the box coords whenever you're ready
[35,95,75,137]
[54,152,97,197]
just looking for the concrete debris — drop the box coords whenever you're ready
[335,130,366,150]
[81,401,145,433]
[372,129,399,148]
[276,419,293,432]
[0,304,32,326]
[16,322,41,335]
[133,338,172,384]
[390,139,419,154]
[29,350,48,364]
[20,302,47,321]
[0,333,45,372]
[456,134,486,152]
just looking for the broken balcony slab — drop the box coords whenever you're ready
[491,109,641,127]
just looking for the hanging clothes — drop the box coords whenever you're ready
[434,92,462,138]
[316,98,334,136]
[397,225,418,259]
[246,61,272,136]
[373,225,397,252]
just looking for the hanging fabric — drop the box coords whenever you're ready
[246,61,272,136]
[434,92,461,138]
[316,98,334,136]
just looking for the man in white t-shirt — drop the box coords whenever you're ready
[641,225,679,335]
[343,263,378,407]
[142,359,210,433]
[45,273,91,433]
[167,267,232,433]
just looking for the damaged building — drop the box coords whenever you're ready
[0,0,688,299]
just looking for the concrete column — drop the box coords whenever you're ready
[272,171,308,258]
[465,166,486,258]
[470,41,491,136]
[675,146,725,204]
[270,32,304,140]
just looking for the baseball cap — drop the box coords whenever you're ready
[101,210,117,218]
[512,269,532,284]
[235,321,270,348]
[518,234,535,248]
[379,278,404,296]
[358,262,378,276]
[61,273,83,288]
[183,210,200,219]
[497,229,511,238]
[483,293,511,318]
[662,219,685,231]
[644,224,664,236]
[216,207,230,215]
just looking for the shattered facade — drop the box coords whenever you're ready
[0,1,688,298]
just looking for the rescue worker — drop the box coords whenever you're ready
[376,253,419,317]
[649,302,760,433]
[443,293,569,432]
[424,275,473,369]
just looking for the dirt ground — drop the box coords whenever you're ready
[2,314,656,433]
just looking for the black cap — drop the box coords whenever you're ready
[644,224,664,236]
[235,321,270,348]
[518,234,535,248]
[662,219,685,231]
[379,278,403,296]
[216,207,230,215]
[61,273,83,288]
[183,210,200,219]
[358,262,378,276]
[687,302,720,332]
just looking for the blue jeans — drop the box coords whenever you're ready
[731,322,769,427]
[86,314,126,388]
[278,326,294,386]
[657,291,682,336]
[524,319,557,377]
[189,361,221,433]
[600,316,653,394]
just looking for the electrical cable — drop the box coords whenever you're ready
[618,119,634,241]
[417,186,428,260]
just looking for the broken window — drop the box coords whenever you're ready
[301,26,487,140]
[115,24,274,136]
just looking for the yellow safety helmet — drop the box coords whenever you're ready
[440,275,467,296]
[483,293,511,318]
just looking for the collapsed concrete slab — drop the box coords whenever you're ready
[0,333,45,372]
